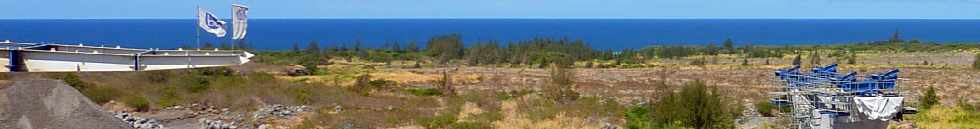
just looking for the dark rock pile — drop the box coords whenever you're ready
[251,104,308,120]
[114,112,166,129]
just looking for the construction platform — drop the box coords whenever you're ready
[0,40,253,72]
[769,64,915,129]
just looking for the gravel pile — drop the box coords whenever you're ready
[0,79,131,129]
[114,112,166,129]
[252,104,308,120]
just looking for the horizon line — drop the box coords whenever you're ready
[4,17,980,20]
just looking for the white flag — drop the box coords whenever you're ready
[198,8,227,37]
[232,4,248,40]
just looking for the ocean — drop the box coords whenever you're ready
[1,19,980,50]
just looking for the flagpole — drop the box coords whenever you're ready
[196,6,201,50]
[230,1,235,50]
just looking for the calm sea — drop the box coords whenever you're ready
[1,19,980,50]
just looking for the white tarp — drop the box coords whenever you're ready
[854,97,904,121]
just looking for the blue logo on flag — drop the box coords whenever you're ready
[206,13,222,29]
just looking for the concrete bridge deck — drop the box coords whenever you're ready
[0,41,252,72]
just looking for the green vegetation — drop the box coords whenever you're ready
[912,105,980,129]
[625,81,740,129]
[256,32,980,70]
[124,95,150,112]
[625,106,657,129]
[55,73,120,104]
[427,34,465,64]
[417,113,458,129]
[43,32,980,128]
[920,86,940,110]
[754,101,776,117]
[350,74,381,96]
[406,88,442,96]
[50,67,345,111]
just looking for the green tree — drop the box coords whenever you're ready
[889,29,903,43]
[392,42,402,52]
[292,42,301,53]
[705,43,719,55]
[306,41,321,55]
[920,86,940,110]
[722,38,734,54]
[407,41,420,52]
[426,34,464,64]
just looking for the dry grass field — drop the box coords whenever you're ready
[16,51,975,129]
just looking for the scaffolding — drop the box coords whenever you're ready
[768,64,904,129]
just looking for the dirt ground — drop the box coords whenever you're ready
[380,52,980,106]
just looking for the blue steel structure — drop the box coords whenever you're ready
[769,64,903,129]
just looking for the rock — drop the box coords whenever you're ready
[334,105,343,113]
[253,104,309,120]
[113,111,167,129]
[601,122,618,129]
[286,65,310,76]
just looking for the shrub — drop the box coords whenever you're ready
[544,64,578,103]
[450,122,493,129]
[292,87,313,104]
[56,73,118,104]
[912,106,980,129]
[625,105,654,129]
[59,73,91,90]
[368,79,397,89]
[792,54,802,65]
[84,86,121,104]
[755,101,776,117]
[417,113,457,129]
[143,70,172,83]
[406,88,442,96]
[179,75,210,93]
[156,86,180,107]
[124,95,150,112]
[741,57,749,65]
[648,81,736,129]
[438,71,455,96]
[350,74,373,95]
[920,86,940,110]
[689,57,707,66]
[193,67,234,76]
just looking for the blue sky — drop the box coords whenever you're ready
[1,0,978,19]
